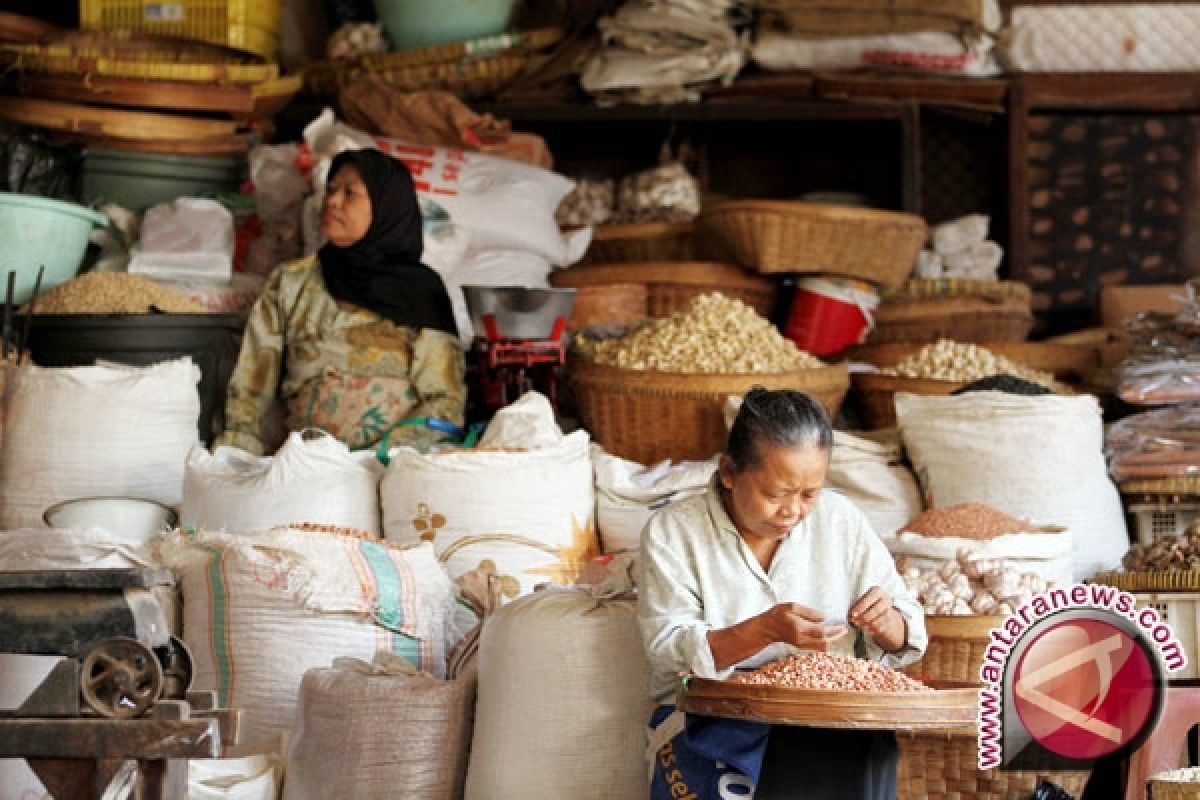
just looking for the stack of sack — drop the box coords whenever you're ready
[752,0,1002,76]
[581,0,749,105]
[914,214,1005,281]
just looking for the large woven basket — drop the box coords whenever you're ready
[695,200,926,288]
[1149,773,1200,799]
[902,615,1003,684]
[581,222,697,264]
[853,373,964,429]
[550,261,778,320]
[871,280,1034,345]
[568,360,849,464]
[897,730,1092,800]
[562,283,648,331]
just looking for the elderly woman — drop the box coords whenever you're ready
[639,388,927,799]
[217,148,465,455]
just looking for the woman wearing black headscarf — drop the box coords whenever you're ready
[217,149,466,455]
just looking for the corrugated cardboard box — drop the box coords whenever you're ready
[1099,284,1185,328]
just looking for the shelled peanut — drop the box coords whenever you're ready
[581,292,823,373]
[880,339,1058,387]
[1123,527,1200,572]
[730,652,932,692]
[898,549,1050,616]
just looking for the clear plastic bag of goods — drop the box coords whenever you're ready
[1116,300,1200,404]
[1106,404,1200,483]
[129,198,235,284]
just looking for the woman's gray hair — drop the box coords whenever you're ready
[725,387,833,472]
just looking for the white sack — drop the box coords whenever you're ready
[465,583,650,800]
[162,528,457,754]
[0,359,200,529]
[128,197,234,284]
[932,214,990,255]
[827,430,923,540]
[888,529,1074,585]
[382,394,597,596]
[592,445,717,555]
[895,391,1129,580]
[284,653,474,800]
[753,30,1000,76]
[189,755,280,800]
[181,432,384,536]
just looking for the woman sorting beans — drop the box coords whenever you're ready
[639,388,927,800]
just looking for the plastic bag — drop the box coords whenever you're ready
[1115,291,1200,404]
[0,127,82,200]
[128,198,234,283]
[1105,404,1200,482]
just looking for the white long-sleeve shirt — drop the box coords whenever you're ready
[638,478,927,705]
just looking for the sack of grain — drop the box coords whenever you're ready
[0,358,200,529]
[284,652,474,800]
[381,393,597,597]
[189,755,280,800]
[889,503,1073,585]
[465,580,650,800]
[161,528,458,755]
[895,391,1128,580]
[0,527,164,800]
[827,430,923,539]
[592,444,717,555]
[181,431,384,536]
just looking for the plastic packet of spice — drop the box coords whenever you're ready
[1105,403,1200,482]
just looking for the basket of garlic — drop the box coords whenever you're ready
[898,548,1054,684]
[851,339,1083,428]
[568,292,848,464]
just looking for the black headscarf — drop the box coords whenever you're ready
[318,149,458,336]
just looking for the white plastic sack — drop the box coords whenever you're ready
[129,198,234,283]
[284,653,474,800]
[304,110,590,267]
[942,240,1004,280]
[0,359,200,529]
[181,431,384,536]
[189,755,280,800]
[592,445,717,554]
[932,214,990,255]
[752,30,1000,76]
[382,395,597,596]
[465,584,650,800]
[895,391,1130,581]
[827,430,923,540]
[162,528,458,754]
[888,529,1074,585]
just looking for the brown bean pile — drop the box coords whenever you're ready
[902,503,1038,539]
[730,652,932,692]
[1123,529,1200,572]
[31,273,205,314]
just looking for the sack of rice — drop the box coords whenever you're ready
[896,391,1128,581]
[284,653,474,800]
[0,358,200,529]
[827,429,923,539]
[181,431,384,536]
[161,527,458,755]
[381,393,597,597]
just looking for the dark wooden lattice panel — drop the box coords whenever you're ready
[920,109,1006,229]
[1024,112,1198,319]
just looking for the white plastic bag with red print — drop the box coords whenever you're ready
[303,110,590,267]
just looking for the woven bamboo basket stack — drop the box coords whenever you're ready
[902,615,1002,684]
[896,732,1091,800]
[302,28,561,99]
[851,340,1099,428]
[580,221,699,264]
[870,279,1034,345]
[569,360,849,465]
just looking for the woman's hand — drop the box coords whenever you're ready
[760,603,849,651]
[849,587,908,653]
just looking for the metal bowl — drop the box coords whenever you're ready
[43,496,178,545]
[463,286,577,340]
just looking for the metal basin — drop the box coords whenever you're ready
[463,286,577,340]
[43,497,178,545]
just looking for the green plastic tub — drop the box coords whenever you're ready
[372,0,515,51]
[82,149,246,212]
[0,193,108,305]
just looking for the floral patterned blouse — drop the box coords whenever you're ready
[217,255,466,455]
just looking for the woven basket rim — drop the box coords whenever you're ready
[850,341,1097,375]
[924,614,1007,637]
[699,198,926,227]
[852,372,964,393]
[874,302,1034,324]
[1090,571,1200,592]
[591,221,695,240]
[1121,476,1200,496]
[551,261,773,291]
[883,278,1033,303]
[570,357,848,390]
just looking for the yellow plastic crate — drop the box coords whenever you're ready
[79,0,281,60]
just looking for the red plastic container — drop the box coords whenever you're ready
[784,278,877,356]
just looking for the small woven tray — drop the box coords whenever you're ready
[678,675,978,732]
[304,52,524,98]
[1090,571,1200,592]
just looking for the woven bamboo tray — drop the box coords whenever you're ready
[896,730,1092,800]
[695,200,926,288]
[568,359,848,464]
[677,675,978,731]
[562,283,648,331]
[869,295,1034,345]
[0,96,236,141]
[1150,774,1200,799]
[902,615,1004,685]
[549,260,777,319]
[0,12,59,43]
[581,222,697,264]
[0,45,278,83]
[1090,571,1200,592]
[304,53,525,98]
[853,373,964,429]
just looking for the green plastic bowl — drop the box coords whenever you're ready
[0,193,107,305]
[372,0,515,51]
